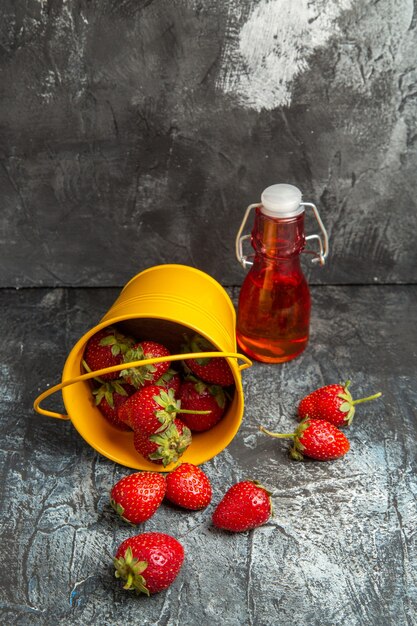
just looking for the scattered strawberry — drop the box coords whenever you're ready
[298,380,382,427]
[178,379,226,432]
[212,480,272,532]
[165,463,212,510]
[93,379,135,431]
[121,341,171,388]
[133,418,192,467]
[83,326,134,381]
[110,472,166,524]
[183,335,234,387]
[260,418,350,461]
[114,532,184,595]
[155,369,182,397]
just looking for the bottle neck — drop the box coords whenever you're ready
[251,206,306,259]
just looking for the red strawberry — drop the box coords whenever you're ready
[114,532,184,595]
[133,418,192,467]
[212,480,272,532]
[83,326,134,381]
[165,463,212,510]
[118,386,176,434]
[183,335,234,387]
[298,380,382,427]
[155,369,182,397]
[178,379,226,432]
[118,386,210,435]
[260,418,350,461]
[110,472,166,524]
[92,379,135,430]
[121,341,171,388]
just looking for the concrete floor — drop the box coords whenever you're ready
[1,285,416,625]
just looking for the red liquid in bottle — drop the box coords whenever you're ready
[236,208,311,363]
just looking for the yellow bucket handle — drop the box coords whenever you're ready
[33,351,252,421]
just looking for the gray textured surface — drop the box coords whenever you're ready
[1,0,417,287]
[1,285,416,625]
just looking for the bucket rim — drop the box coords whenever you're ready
[120,264,236,322]
[63,311,237,380]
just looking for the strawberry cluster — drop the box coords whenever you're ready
[88,365,383,598]
[83,326,235,466]
[260,380,382,461]
[83,325,383,597]
[109,379,382,596]
[110,464,273,595]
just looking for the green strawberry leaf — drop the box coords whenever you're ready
[105,387,115,407]
[345,406,356,425]
[195,357,211,366]
[100,335,117,346]
[114,547,149,595]
[110,499,125,517]
[154,389,179,412]
[92,387,105,405]
[289,446,304,461]
[113,380,128,396]
[338,393,352,402]
[194,381,207,394]
[339,402,351,413]
[210,385,226,408]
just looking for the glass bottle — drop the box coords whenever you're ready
[235,184,329,363]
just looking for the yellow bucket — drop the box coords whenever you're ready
[33,264,252,471]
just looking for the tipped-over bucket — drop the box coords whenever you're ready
[34,265,252,471]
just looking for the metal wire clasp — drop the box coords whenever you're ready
[300,202,329,266]
[235,204,259,269]
[235,201,329,268]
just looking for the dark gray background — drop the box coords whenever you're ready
[1,0,416,288]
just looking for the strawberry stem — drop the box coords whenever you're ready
[82,359,106,384]
[177,409,211,415]
[156,390,211,417]
[352,392,382,406]
[259,426,295,439]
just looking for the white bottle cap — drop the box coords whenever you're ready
[261,184,303,218]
